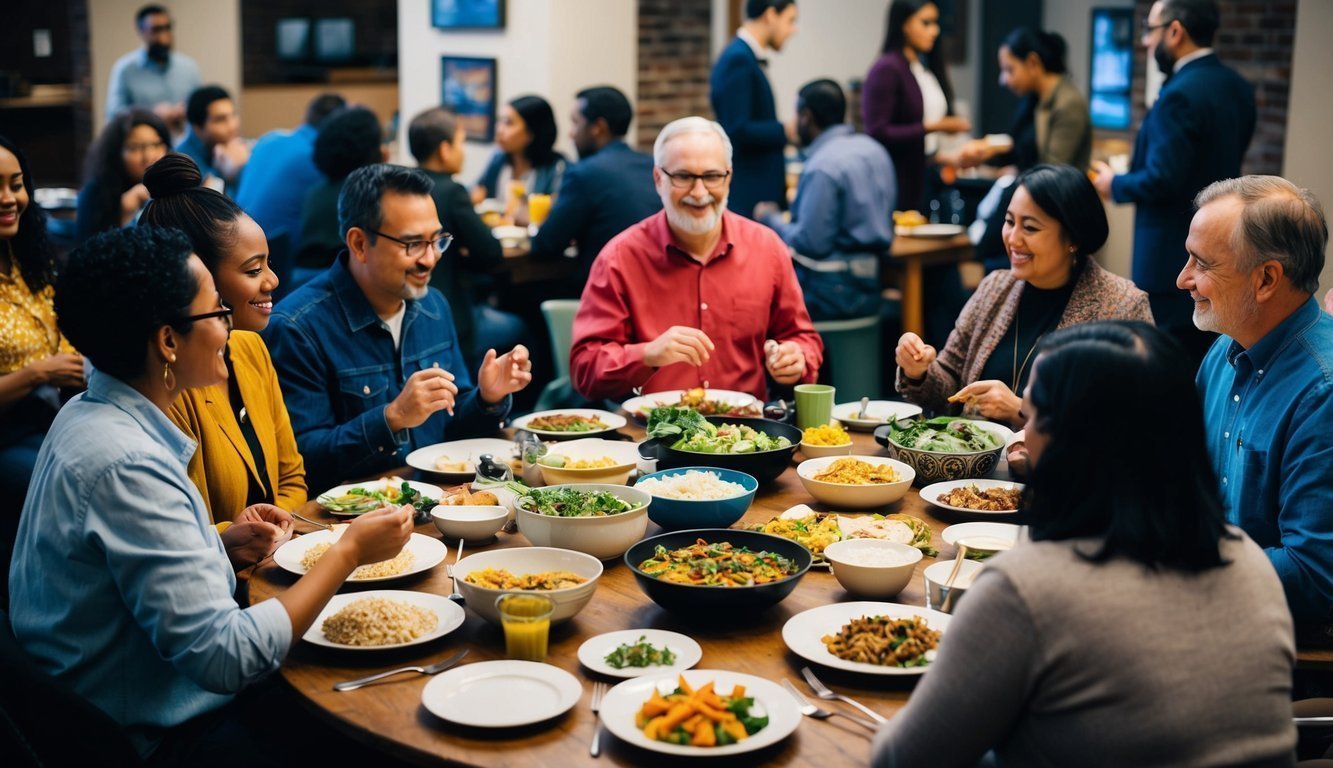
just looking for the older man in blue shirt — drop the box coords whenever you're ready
[757,78,895,320]
[263,164,532,491]
[105,4,201,135]
[1183,175,1333,625]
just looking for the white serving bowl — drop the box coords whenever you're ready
[796,455,915,509]
[923,558,986,614]
[514,483,651,560]
[430,505,508,543]
[453,546,603,625]
[798,439,853,459]
[823,539,923,598]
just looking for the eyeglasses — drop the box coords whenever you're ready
[369,230,453,259]
[123,140,167,155]
[146,23,172,33]
[1142,18,1171,35]
[173,307,233,331]
[660,169,731,190]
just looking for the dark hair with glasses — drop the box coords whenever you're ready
[0,134,57,293]
[337,163,436,244]
[1024,321,1233,572]
[55,226,198,381]
[77,108,170,242]
[1159,0,1220,47]
[139,152,246,273]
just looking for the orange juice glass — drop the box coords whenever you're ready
[497,593,554,662]
[528,193,552,226]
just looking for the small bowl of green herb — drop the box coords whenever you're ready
[577,629,703,678]
[514,483,652,560]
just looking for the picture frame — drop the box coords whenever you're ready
[432,0,505,30]
[441,56,498,142]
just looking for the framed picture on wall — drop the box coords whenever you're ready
[441,56,498,142]
[432,0,505,30]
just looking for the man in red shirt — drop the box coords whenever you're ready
[570,116,823,401]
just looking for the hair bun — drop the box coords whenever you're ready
[142,153,203,199]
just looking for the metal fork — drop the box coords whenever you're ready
[589,681,608,757]
[781,679,878,731]
[800,666,888,724]
[333,649,468,692]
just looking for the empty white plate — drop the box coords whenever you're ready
[421,660,582,727]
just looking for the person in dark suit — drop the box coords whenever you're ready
[1092,0,1255,365]
[528,86,662,296]
[709,0,798,219]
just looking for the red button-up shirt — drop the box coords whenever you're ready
[570,210,823,401]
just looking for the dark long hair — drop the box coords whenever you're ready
[1024,321,1233,572]
[1014,164,1109,257]
[82,108,170,195]
[881,0,956,113]
[509,95,560,168]
[0,134,56,292]
[1001,27,1068,75]
[139,153,246,273]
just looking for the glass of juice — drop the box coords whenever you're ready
[527,193,552,226]
[496,593,554,662]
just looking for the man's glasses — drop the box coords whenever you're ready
[660,169,731,190]
[174,306,233,331]
[146,23,173,33]
[370,230,453,259]
[123,141,167,156]
[1141,18,1171,35]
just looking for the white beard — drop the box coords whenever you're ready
[664,192,726,236]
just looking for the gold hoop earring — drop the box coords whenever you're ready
[163,362,176,392]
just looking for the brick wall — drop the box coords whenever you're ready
[1131,0,1295,175]
[636,0,715,148]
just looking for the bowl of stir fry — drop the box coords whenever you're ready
[875,417,1008,486]
[454,546,604,624]
[795,455,915,509]
[639,408,801,485]
[624,530,813,615]
[514,484,652,560]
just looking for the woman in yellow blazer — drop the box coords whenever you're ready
[140,153,306,522]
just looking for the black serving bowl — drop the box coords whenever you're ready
[624,528,814,615]
[637,416,801,485]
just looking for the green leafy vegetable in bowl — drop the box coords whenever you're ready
[888,416,1003,452]
[517,487,642,517]
[317,481,437,516]
[646,406,791,454]
[604,635,678,669]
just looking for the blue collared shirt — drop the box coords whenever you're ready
[762,124,896,258]
[235,124,320,246]
[8,370,291,757]
[105,48,202,120]
[1197,297,1333,623]
[175,128,219,180]
[262,255,510,491]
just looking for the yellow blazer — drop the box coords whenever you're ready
[169,331,307,522]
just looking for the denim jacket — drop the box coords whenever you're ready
[263,254,509,490]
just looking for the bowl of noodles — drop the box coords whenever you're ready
[795,455,914,509]
[624,529,813,616]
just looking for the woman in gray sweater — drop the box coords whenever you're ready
[873,321,1296,768]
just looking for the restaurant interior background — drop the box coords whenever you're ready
[1,0,1329,298]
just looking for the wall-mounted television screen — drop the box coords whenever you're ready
[1089,8,1133,130]
[314,18,355,64]
[276,18,310,62]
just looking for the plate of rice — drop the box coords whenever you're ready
[274,529,448,582]
[304,590,465,650]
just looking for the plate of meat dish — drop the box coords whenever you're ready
[510,408,627,439]
[920,479,1025,515]
[622,388,762,423]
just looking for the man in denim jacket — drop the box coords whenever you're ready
[264,164,531,491]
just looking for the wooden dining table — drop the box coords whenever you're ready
[250,425,1331,766]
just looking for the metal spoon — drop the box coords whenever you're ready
[857,396,871,420]
[291,510,333,531]
[447,538,465,604]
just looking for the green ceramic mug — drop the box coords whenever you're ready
[794,384,836,431]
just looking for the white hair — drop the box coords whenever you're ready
[652,116,733,168]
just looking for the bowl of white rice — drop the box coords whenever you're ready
[634,466,758,531]
[823,538,922,599]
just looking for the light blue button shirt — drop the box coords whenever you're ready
[105,48,202,120]
[8,370,291,758]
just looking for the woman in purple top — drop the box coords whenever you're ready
[862,0,969,212]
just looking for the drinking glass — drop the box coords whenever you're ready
[497,593,554,662]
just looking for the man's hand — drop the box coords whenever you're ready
[949,379,1023,427]
[764,339,806,385]
[30,352,85,389]
[894,332,936,380]
[221,504,294,570]
[753,201,781,221]
[477,344,532,404]
[643,326,714,368]
[1089,160,1116,200]
[385,367,458,431]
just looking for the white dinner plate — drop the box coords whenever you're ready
[510,408,627,439]
[599,669,800,756]
[316,479,445,516]
[421,660,582,728]
[405,438,517,483]
[273,531,447,583]
[621,389,759,422]
[896,223,966,238]
[302,590,465,650]
[941,521,1023,548]
[832,400,923,431]
[921,479,1026,516]
[782,601,950,676]
[577,629,703,679]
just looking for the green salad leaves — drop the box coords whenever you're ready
[517,487,640,517]
[604,635,678,669]
[646,406,791,454]
[889,416,1003,452]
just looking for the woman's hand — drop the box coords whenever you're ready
[29,352,86,388]
[120,184,151,224]
[949,380,1023,427]
[927,115,971,134]
[895,333,936,380]
[221,504,294,570]
[336,504,415,566]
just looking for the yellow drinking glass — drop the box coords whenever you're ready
[496,593,554,662]
[527,193,552,226]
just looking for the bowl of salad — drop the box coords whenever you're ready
[514,483,652,560]
[874,417,1008,486]
[638,407,801,485]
